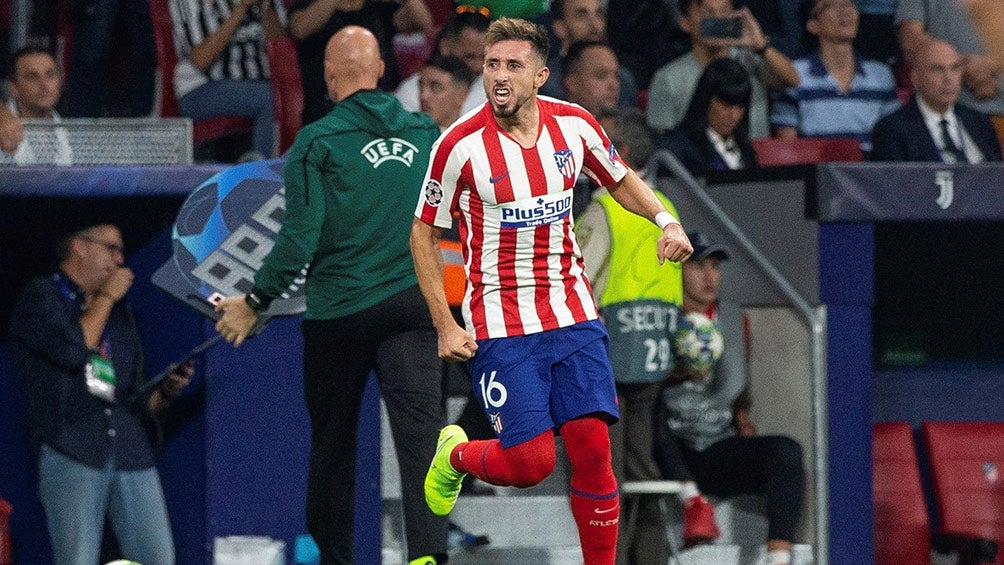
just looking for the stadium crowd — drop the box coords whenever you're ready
[1,1,1003,564]
[2,0,1002,165]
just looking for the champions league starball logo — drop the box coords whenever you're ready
[424,179,444,207]
[153,159,307,318]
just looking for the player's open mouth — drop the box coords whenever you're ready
[493,87,511,104]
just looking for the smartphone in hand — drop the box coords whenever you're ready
[700,16,743,39]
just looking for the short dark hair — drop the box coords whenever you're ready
[597,107,653,169]
[7,45,55,80]
[560,40,612,78]
[56,224,107,262]
[485,18,549,64]
[424,54,476,87]
[440,9,491,42]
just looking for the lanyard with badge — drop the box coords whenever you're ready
[55,273,117,403]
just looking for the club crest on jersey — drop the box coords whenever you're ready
[553,149,576,179]
[424,179,444,206]
[361,137,419,168]
[489,412,503,435]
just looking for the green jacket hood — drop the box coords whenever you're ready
[335,89,434,137]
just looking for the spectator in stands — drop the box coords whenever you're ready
[4,46,72,165]
[870,39,1003,162]
[170,0,288,160]
[539,0,638,107]
[288,0,433,125]
[396,8,490,115]
[606,0,691,91]
[58,0,157,118]
[964,0,1004,76]
[654,231,805,565]
[897,0,1004,120]
[560,44,632,217]
[658,58,760,177]
[562,41,621,116]
[646,0,800,139]
[8,222,194,565]
[771,0,900,153]
[577,106,717,563]
[594,108,653,172]
[419,55,476,131]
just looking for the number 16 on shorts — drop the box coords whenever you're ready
[480,371,508,435]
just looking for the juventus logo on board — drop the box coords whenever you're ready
[934,170,954,210]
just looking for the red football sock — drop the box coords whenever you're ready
[450,431,556,488]
[562,417,619,565]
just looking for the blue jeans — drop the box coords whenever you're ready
[178,79,276,158]
[62,0,156,117]
[38,444,175,565]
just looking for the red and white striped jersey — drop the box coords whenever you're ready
[415,96,629,339]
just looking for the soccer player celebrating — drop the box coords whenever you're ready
[410,18,693,564]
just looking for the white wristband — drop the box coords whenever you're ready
[655,211,679,230]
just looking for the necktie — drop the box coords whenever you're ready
[939,118,964,164]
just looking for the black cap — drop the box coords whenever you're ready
[687,231,730,261]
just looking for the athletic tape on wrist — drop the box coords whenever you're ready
[655,211,679,230]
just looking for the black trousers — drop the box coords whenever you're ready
[301,286,448,565]
[654,429,804,542]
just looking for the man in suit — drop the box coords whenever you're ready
[870,39,1002,162]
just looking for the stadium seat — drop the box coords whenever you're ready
[752,137,863,167]
[0,497,11,565]
[873,422,931,565]
[267,38,303,154]
[923,421,1004,564]
[148,0,254,145]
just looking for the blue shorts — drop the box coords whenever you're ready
[466,319,619,448]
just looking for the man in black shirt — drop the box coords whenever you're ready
[8,223,192,565]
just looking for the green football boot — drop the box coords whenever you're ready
[424,424,468,516]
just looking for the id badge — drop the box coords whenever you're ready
[85,354,116,403]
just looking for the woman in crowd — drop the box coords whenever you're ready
[658,58,760,176]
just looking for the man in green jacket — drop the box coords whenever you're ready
[215,25,447,565]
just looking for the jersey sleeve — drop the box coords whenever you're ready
[414,134,467,229]
[578,112,629,188]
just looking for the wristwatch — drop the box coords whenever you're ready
[245,289,271,313]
